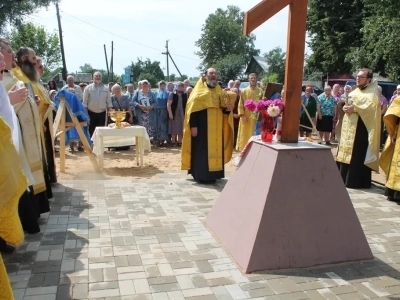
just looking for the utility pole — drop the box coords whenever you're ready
[55,3,67,81]
[104,44,109,82]
[110,41,114,82]
[162,40,182,80]
[162,40,170,81]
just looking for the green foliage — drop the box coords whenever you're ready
[10,21,62,78]
[195,5,260,77]
[213,54,246,83]
[129,58,164,86]
[263,47,286,83]
[177,74,188,81]
[303,53,323,81]
[0,0,60,35]
[138,73,158,87]
[169,74,176,82]
[261,73,279,88]
[347,0,400,81]
[307,0,364,74]
[79,63,95,73]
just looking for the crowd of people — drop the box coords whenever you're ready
[3,33,400,296]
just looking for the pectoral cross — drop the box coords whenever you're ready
[244,0,308,143]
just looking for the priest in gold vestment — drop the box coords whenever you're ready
[236,73,263,151]
[0,115,28,300]
[1,39,47,234]
[380,96,400,201]
[336,68,380,188]
[12,47,57,194]
[181,68,235,183]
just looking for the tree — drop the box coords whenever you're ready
[214,54,246,83]
[195,5,260,72]
[177,74,188,81]
[11,22,61,77]
[347,0,400,80]
[169,74,176,82]
[307,0,364,75]
[0,0,60,35]
[79,63,95,73]
[129,58,164,86]
[263,47,286,83]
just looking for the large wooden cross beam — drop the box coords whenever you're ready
[244,0,308,143]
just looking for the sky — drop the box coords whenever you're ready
[29,0,307,78]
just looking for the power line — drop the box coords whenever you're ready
[60,10,200,62]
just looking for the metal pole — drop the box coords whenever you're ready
[166,40,169,81]
[56,3,67,81]
[104,44,109,82]
[162,40,170,81]
[110,41,114,82]
[168,52,182,78]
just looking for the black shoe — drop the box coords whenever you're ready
[326,141,332,145]
[197,179,216,184]
[0,238,15,254]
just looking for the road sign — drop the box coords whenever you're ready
[124,67,131,77]
[122,75,130,83]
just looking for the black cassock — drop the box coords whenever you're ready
[188,109,225,182]
[337,118,372,189]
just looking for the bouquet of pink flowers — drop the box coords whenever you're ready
[244,99,285,119]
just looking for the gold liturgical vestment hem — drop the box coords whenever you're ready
[181,78,234,171]
[336,81,380,172]
[380,96,400,191]
[3,72,46,194]
[0,116,28,300]
[236,86,263,151]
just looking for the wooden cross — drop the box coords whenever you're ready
[244,0,308,143]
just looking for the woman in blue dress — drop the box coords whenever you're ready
[131,80,157,141]
[155,81,169,146]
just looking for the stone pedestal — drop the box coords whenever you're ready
[205,141,373,273]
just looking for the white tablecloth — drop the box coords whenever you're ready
[91,126,151,168]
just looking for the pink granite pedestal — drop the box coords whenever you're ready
[205,141,373,273]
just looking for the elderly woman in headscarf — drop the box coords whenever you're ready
[132,80,157,140]
[110,84,133,124]
[155,80,169,146]
[330,83,342,141]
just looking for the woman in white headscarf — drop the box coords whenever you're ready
[155,81,169,146]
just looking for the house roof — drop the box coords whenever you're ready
[245,56,269,75]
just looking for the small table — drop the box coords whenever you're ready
[91,126,151,169]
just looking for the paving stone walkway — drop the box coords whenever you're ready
[4,172,400,300]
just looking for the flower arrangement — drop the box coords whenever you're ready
[244,99,285,119]
[244,99,285,142]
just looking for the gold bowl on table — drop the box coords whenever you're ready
[108,109,126,129]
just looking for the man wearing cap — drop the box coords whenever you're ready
[336,68,380,189]
[83,71,112,136]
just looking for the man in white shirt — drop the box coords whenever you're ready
[83,71,112,136]
[62,75,83,100]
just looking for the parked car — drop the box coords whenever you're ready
[239,82,250,90]
[345,80,397,100]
